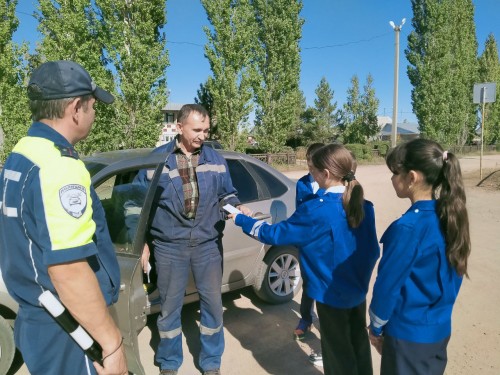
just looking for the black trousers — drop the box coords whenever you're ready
[381,335,450,375]
[316,300,373,375]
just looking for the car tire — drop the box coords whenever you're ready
[253,246,302,304]
[0,315,15,375]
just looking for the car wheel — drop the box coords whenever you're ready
[253,246,302,304]
[0,315,15,375]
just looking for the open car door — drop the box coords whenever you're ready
[91,157,163,375]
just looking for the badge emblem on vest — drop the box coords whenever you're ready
[59,184,87,218]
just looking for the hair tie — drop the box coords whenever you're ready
[442,151,448,162]
[342,171,355,182]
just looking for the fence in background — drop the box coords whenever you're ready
[249,153,296,166]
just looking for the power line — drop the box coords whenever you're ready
[303,31,392,50]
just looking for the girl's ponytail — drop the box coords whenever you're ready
[343,174,365,228]
[313,144,365,228]
[437,151,471,277]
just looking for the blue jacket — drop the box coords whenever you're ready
[135,139,240,250]
[295,173,325,208]
[235,189,379,308]
[369,200,463,343]
[0,122,120,316]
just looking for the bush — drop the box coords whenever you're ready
[345,144,364,160]
[371,141,391,157]
[496,144,500,152]
[295,146,306,160]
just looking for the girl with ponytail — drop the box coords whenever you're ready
[231,143,380,375]
[369,138,471,375]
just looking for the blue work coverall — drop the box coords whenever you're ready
[135,139,240,372]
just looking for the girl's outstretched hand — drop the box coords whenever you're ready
[228,213,239,222]
[368,327,384,355]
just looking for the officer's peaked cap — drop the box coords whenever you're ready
[27,60,114,104]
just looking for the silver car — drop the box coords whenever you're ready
[0,149,301,374]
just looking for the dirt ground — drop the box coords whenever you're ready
[12,154,500,375]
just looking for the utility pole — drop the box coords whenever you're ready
[389,18,405,148]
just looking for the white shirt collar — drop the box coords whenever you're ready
[325,185,345,194]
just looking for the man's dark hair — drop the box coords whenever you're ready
[178,104,209,124]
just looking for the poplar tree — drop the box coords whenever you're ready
[478,34,500,144]
[360,74,380,141]
[339,75,379,144]
[201,0,258,151]
[406,0,478,145]
[252,0,304,152]
[35,0,119,155]
[0,0,30,162]
[302,77,338,143]
[97,0,169,149]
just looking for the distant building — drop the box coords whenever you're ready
[377,116,419,142]
[157,103,183,146]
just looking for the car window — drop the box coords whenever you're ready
[94,169,147,254]
[226,159,259,203]
[246,163,288,198]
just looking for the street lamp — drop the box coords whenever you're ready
[389,18,405,148]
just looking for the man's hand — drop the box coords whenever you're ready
[48,261,128,374]
[141,243,150,273]
[93,340,128,375]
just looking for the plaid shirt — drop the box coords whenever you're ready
[174,140,200,219]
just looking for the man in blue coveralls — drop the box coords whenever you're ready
[0,61,127,375]
[138,104,251,375]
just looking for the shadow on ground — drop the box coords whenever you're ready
[145,284,323,374]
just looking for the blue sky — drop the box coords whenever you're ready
[13,0,500,125]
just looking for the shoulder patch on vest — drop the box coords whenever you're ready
[59,184,87,218]
[54,144,79,159]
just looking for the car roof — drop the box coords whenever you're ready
[84,148,247,166]
[83,148,292,186]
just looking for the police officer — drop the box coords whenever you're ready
[0,61,127,375]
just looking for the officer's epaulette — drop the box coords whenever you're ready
[55,144,79,159]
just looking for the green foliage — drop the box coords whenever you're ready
[2,0,169,159]
[338,74,380,144]
[0,0,31,162]
[201,0,258,151]
[253,0,304,153]
[371,141,391,157]
[35,0,119,154]
[344,143,372,161]
[300,77,339,144]
[478,34,500,144]
[97,0,169,149]
[406,0,478,146]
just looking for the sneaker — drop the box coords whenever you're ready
[309,352,323,367]
[293,318,312,341]
[203,370,221,375]
[160,370,178,375]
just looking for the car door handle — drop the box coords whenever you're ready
[252,212,271,220]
